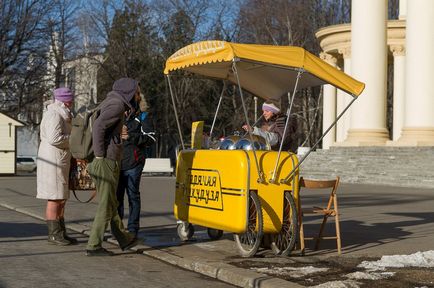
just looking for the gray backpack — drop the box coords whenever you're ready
[69,105,101,161]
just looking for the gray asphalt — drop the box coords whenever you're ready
[1,174,434,287]
[0,203,235,288]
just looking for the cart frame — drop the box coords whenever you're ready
[164,41,364,257]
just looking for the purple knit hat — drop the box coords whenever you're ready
[54,87,74,102]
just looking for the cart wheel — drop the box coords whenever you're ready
[270,191,298,256]
[207,228,223,240]
[234,192,263,257]
[177,222,194,241]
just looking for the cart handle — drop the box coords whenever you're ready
[281,95,358,184]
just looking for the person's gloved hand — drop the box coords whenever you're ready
[242,124,253,132]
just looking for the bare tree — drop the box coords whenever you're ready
[0,0,53,124]
[44,0,81,89]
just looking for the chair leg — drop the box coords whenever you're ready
[335,217,342,255]
[314,215,328,250]
[334,195,341,255]
[299,214,305,255]
[335,214,341,255]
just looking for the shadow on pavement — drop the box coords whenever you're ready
[0,222,47,238]
[300,211,434,255]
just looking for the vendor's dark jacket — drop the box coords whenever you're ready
[266,113,297,152]
[92,78,137,161]
[121,112,155,170]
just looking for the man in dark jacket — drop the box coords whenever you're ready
[86,78,142,256]
[116,95,156,237]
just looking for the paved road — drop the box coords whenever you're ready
[0,205,235,288]
[1,175,434,287]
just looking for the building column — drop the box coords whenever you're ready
[399,0,407,20]
[345,0,389,146]
[390,0,407,142]
[336,47,351,143]
[396,0,434,145]
[320,53,337,149]
[390,45,406,141]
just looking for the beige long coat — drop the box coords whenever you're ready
[36,101,72,200]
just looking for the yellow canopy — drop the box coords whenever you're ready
[164,40,365,101]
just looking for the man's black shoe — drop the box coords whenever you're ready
[121,237,142,251]
[85,248,114,256]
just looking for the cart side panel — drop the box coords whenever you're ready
[174,150,249,234]
[248,151,299,234]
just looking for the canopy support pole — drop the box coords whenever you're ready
[270,70,302,184]
[232,60,265,183]
[254,96,258,122]
[166,75,185,150]
[209,81,227,140]
[281,95,358,184]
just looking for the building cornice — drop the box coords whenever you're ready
[315,20,406,56]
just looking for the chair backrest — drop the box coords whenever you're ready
[299,177,339,190]
[299,176,340,210]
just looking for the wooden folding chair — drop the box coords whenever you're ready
[298,176,341,255]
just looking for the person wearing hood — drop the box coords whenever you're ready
[86,78,142,256]
[37,87,77,246]
[116,94,156,238]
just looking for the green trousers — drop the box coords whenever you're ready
[87,158,133,250]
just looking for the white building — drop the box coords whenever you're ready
[0,113,24,174]
[64,55,102,111]
[317,0,434,149]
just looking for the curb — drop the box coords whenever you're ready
[1,202,303,288]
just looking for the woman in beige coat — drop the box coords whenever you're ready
[37,87,76,245]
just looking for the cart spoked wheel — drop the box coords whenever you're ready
[234,192,263,257]
[270,191,298,256]
[207,228,223,240]
[177,222,195,241]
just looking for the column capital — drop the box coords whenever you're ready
[390,44,406,56]
[320,52,337,65]
[338,47,351,59]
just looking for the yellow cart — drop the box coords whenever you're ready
[164,41,365,257]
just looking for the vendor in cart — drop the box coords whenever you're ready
[242,101,296,152]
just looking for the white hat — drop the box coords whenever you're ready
[262,102,280,113]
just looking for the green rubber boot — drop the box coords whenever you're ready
[47,220,71,246]
[59,218,78,244]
